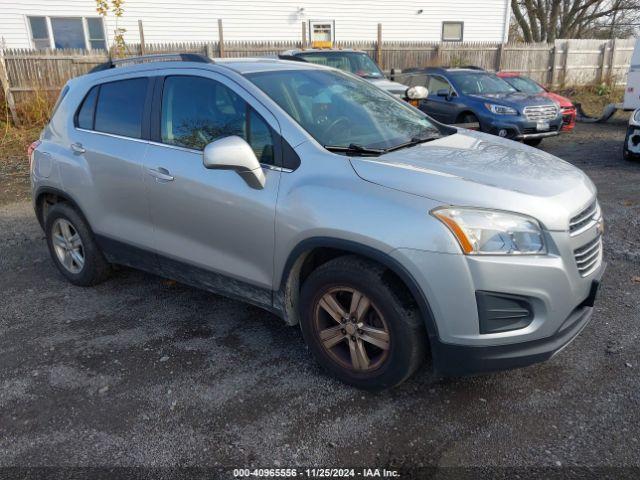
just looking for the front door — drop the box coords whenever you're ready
[143,72,281,307]
[422,75,460,124]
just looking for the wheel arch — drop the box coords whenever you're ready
[277,237,440,344]
[455,110,479,123]
[34,186,92,232]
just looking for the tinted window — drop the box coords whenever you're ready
[95,78,148,138]
[50,17,85,49]
[428,75,452,95]
[161,76,275,164]
[76,86,98,129]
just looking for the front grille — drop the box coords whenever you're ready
[569,201,599,235]
[573,235,602,277]
[522,125,559,134]
[523,105,559,121]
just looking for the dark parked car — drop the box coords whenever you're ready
[402,67,563,146]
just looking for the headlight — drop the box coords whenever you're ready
[484,103,518,115]
[432,207,546,255]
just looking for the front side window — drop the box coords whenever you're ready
[247,69,441,151]
[452,73,517,95]
[160,76,275,164]
[427,75,452,95]
[94,78,148,138]
[295,52,384,79]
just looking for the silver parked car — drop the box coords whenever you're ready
[31,54,605,390]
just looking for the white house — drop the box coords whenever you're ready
[0,0,511,50]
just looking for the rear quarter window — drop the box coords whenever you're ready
[75,85,99,129]
[94,78,148,138]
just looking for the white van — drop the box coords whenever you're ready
[623,39,640,111]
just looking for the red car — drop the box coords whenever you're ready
[497,72,576,132]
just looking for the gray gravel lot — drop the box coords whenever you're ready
[1,120,639,474]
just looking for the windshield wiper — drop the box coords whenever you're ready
[324,143,386,156]
[384,133,443,153]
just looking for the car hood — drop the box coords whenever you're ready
[543,91,574,108]
[469,91,556,108]
[368,78,409,96]
[349,129,596,230]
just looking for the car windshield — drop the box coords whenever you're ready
[294,52,385,79]
[501,76,545,94]
[453,72,517,95]
[246,68,442,152]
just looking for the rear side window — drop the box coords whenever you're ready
[76,86,98,129]
[94,78,148,138]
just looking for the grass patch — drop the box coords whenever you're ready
[559,85,627,119]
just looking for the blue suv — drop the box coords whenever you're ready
[402,67,563,146]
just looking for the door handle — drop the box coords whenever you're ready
[146,167,174,182]
[70,142,85,154]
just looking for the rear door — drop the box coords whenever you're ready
[143,71,282,306]
[70,76,157,266]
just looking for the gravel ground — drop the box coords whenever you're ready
[1,120,639,476]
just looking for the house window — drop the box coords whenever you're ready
[86,18,107,50]
[442,22,464,42]
[28,16,50,49]
[51,18,85,49]
[309,20,335,47]
[27,16,106,50]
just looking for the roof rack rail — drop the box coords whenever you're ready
[89,53,213,73]
[277,54,309,63]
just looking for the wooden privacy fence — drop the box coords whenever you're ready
[0,37,635,125]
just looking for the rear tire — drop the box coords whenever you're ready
[524,138,543,147]
[45,202,111,286]
[299,255,427,390]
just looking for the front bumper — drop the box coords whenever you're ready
[391,223,605,376]
[430,270,603,376]
[480,115,563,140]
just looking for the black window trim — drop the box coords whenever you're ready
[152,74,300,169]
[441,21,464,42]
[73,76,155,141]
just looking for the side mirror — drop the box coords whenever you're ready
[406,85,428,100]
[436,88,450,98]
[203,136,265,189]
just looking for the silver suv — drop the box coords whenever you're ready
[31,54,605,390]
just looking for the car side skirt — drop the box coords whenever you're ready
[94,235,277,315]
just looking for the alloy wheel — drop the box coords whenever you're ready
[313,287,390,372]
[51,218,85,274]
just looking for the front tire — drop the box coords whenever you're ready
[299,256,427,390]
[45,202,111,286]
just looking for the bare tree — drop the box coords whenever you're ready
[511,0,640,42]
